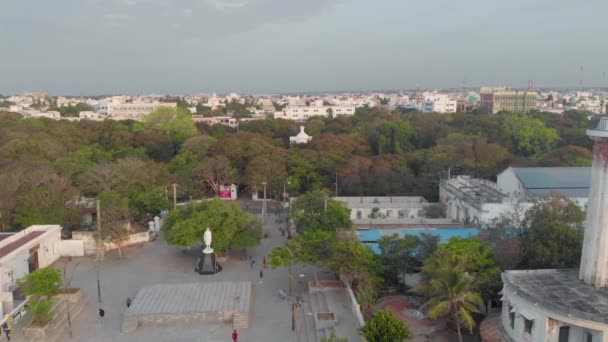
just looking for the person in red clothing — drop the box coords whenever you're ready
[232,329,238,342]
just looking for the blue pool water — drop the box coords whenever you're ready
[357,227,479,254]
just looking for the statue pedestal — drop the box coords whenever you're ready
[195,248,221,275]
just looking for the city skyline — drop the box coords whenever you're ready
[1,0,607,95]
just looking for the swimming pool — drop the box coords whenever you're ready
[357,227,479,254]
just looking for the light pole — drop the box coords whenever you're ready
[261,181,267,223]
[172,183,178,209]
[95,199,102,304]
[285,247,295,332]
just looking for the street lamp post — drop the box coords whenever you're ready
[286,247,295,332]
[261,181,267,223]
[172,183,178,209]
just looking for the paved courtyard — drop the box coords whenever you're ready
[40,213,359,342]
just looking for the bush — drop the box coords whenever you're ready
[17,268,62,326]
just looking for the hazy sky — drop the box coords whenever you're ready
[1,0,607,95]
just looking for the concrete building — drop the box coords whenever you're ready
[79,111,105,121]
[480,87,538,114]
[500,117,608,342]
[274,105,356,121]
[421,93,457,113]
[439,175,532,226]
[96,97,177,120]
[334,196,429,222]
[289,126,312,145]
[192,115,239,129]
[0,225,68,316]
[497,167,590,208]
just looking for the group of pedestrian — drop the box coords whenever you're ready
[0,316,12,341]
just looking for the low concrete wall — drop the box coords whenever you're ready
[71,231,150,255]
[57,240,85,257]
[345,282,365,328]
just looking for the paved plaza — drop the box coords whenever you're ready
[32,213,361,342]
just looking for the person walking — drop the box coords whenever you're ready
[126,298,132,308]
[1,316,11,341]
[259,269,263,278]
[250,258,255,269]
[232,329,238,342]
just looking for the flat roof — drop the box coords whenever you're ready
[503,269,608,323]
[0,231,45,259]
[127,281,251,316]
[511,167,590,193]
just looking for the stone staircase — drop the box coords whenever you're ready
[310,291,337,341]
[22,290,88,342]
[233,312,249,329]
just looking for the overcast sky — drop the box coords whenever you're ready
[1,0,607,95]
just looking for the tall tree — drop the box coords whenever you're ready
[519,196,584,269]
[144,107,198,152]
[198,156,237,196]
[162,199,261,252]
[413,253,483,342]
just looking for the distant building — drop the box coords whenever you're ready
[480,87,538,113]
[96,97,177,120]
[456,100,475,113]
[289,126,312,145]
[421,93,457,113]
[192,115,239,129]
[79,111,105,121]
[274,105,355,121]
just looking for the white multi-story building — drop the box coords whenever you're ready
[96,97,177,120]
[421,92,457,113]
[79,111,106,121]
[192,115,239,129]
[274,105,355,121]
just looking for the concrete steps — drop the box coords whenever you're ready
[233,312,249,329]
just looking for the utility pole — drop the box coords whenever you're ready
[335,170,338,197]
[96,199,102,304]
[285,247,295,332]
[262,181,267,223]
[172,183,177,209]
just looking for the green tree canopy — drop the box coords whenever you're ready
[519,196,584,269]
[290,190,352,232]
[432,237,501,301]
[412,253,482,342]
[359,309,411,342]
[144,107,198,151]
[162,199,261,252]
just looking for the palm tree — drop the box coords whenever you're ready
[412,252,483,342]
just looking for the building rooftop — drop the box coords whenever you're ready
[502,269,608,324]
[0,231,45,259]
[335,196,428,208]
[442,176,508,208]
[512,167,590,198]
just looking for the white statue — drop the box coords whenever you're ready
[203,228,213,254]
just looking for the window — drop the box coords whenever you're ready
[558,326,569,342]
[356,210,362,219]
[398,210,405,218]
[586,332,593,342]
[508,307,515,329]
[523,317,533,334]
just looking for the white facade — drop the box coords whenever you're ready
[497,167,589,208]
[274,105,356,121]
[334,196,429,222]
[502,271,606,342]
[421,93,457,113]
[192,115,239,129]
[289,126,312,145]
[96,98,177,120]
[580,119,608,286]
[79,111,106,121]
[0,225,66,317]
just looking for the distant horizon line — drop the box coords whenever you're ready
[2,86,608,98]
